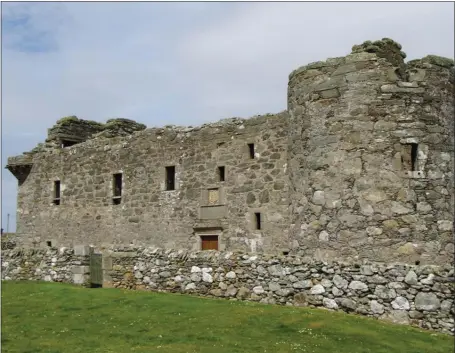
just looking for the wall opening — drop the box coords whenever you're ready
[46,241,52,247]
[218,166,225,182]
[165,166,176,190]
[248,143,255,159]
[401,143,418,171]
[53,180,61,205]
[254,212,262,230]
[61,140,78,148]
[113,173,122,205]
[201,235,218,250]
[410,143,418,171]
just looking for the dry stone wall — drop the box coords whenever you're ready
[1,245,91,285]
[2,244,453,334]
[102,246,454,334]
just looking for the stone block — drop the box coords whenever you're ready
[71,266,90,274]
[319,88,340,99]
[74,245,91,256]
[73,273,88,285]
[102,256,112,270]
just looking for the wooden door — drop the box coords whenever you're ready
[201,235,219,250]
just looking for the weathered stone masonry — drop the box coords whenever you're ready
[287,39,454,265]
[6,38,454,265]
[2,245,454,334]
[7,114,290,253]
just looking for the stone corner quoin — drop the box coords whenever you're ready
[4,37,454,266]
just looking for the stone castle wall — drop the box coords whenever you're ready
[6,38,454,265]
[2,244,454,335]
[287,39,454,265]
[9,113,291,253]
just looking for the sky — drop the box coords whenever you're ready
[1,1,454,232]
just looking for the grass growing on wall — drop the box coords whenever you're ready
[1,281,453,353]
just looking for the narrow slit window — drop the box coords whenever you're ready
[248,143,255,159]
[165,166,176,191]
[218,166,225,182]
[254,212,261,230]
[53,180,61,205]
[113,173,122,204]
[410,143,418,171]
[401,143,418,171]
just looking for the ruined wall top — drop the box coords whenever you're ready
[8,37,454,162]
[46,116,147,144]
[289,38,453,81]
[8,112,287,163]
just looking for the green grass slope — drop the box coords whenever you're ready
[1,281,453,353]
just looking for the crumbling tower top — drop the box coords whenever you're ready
[351,38,406,67]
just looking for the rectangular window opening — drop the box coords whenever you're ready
[165,166,176,191]
[113,173,122,204]
[248,143,255,159]
[53,180,61,205]
[401,143,418,171]
[46,241,52,247]
[254,212,262,230]
[201,235,219,251]
[218,166,225,182]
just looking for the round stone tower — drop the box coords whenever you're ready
[287,38,454,265]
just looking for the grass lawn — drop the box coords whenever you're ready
[1,281,453,353]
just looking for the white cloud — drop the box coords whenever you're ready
[1,2,454,231]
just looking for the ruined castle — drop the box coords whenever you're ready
[6,39,454,265]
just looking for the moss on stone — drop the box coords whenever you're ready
[56,116,79,125]
[422,55,454,68]
[55,116,104,129]
[351,38,406,69]
[104,118,146,130]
